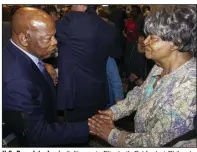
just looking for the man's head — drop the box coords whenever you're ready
[71,5,87,12]
[12,7,57,59]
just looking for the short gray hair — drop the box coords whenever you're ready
[144,5,196,56]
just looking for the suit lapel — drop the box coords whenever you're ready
[7,41,56,98]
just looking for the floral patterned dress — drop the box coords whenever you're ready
[108,58,196,147]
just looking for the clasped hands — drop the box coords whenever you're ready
[88,109,115,141]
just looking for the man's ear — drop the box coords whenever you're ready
[18,32,29,47]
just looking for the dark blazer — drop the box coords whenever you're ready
[56,11,118,120]
[2,41,89,146]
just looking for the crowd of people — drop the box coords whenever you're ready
[2,4,196,147]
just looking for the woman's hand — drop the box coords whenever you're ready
[88,114,115,141]
[98,109,115,121]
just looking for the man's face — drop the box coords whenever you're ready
[26,20,57,59]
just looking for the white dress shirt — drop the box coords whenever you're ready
[10,39,40,69]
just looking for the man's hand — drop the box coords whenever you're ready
[88,114,114,141]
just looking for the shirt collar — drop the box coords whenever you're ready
[10,39,39,68]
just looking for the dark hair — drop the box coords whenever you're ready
[144,5,196,55]
[85,5,98,14]
[87,5,98,10]
[131,5,141,14]
[44,5,58,15]
[141,5,150,13]
[2,6,11,21]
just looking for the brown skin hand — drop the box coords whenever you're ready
[88,114,115,141]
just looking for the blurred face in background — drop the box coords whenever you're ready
[71,5,87,12]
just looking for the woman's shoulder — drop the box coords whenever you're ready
[180,58,196,80]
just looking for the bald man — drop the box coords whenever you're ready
[3,7,89,146]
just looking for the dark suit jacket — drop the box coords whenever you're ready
[56,11,118,119]
[2,41,89,146]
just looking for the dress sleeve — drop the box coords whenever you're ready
[110,84,143,121]
[109,65,158,121]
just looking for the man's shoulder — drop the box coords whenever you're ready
[3,44,15,65]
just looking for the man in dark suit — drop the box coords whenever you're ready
[3,7,89,146]
[56,5,118,122]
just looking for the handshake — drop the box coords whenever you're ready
[88,109,115,141]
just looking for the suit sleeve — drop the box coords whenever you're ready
[3,80,89,146]
[55,19,66,44]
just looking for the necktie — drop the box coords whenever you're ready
[37,60,56,100]
[38,59,53,85]
[38,59,45,73]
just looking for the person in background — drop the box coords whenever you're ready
[123,5,146,91]
[59,5,71,18]
[44,5,60,22]
[88,5,196,147]
[108,5,126,64]
[141,5,151,17]
[98,8,124,108]
[106,57,124,108]
[56,5,118,126]
[3,7,89,146]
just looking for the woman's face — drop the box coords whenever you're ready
[144,35,172,62]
